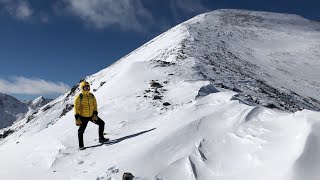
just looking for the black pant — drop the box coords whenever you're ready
[78,116,105,148]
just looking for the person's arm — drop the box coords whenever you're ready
[93,95,98,115]
[74,95,81,116]
[74,95,82,126]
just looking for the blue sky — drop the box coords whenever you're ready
[0,0,319,100]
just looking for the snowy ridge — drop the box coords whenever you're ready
[0,93,29,129]
[27,96,52,109]
[1,10,320,180]
[182,9,320,112]
[0,94,52,131]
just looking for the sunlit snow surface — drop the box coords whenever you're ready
[1,10,320,180]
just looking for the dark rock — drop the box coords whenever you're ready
[155,60,176,67]
[26,110,39,123]
[71,85,78,93]
[65,84,79,101]
[163,102,171,106]
[233,87,243,93]
[153,95,162,100]
[26,115,35,123]
[0,129,14,139]
[60,104,74,118]
[150,80,163,88]
[42,104,53,112]
[266,104,277,109]
[196,84,219,98]
[100,81,106,86]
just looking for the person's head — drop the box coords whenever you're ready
[80,81,90,92]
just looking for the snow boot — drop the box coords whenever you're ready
[99,137,109,143]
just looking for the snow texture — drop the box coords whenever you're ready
[0,94,52,130]
[1,9,320,180]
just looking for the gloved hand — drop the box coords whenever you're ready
[92,111,99,123]
[75,119,82,126]
[75,114,82,126]
[92,114,98,123]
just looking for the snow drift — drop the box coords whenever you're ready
[1,9,320,180]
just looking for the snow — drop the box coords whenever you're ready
[0,93,29,129]
[0,95,52,130]
[1,9,320,180]
[182,9,320,111]
[29,96,52,108]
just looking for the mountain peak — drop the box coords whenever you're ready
[1,10,320,180]
[0,93,29,129]
[32,96,45,103]
[29,96,52,109]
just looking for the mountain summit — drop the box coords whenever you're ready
[0,93,28,129]
[0,10,320,180]
[24,96,53,109]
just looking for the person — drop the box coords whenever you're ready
[74,81,109,150]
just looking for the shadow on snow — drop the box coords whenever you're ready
[84,128,156,149]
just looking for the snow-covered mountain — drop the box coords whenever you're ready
[1,9,320,180]
[23,96,53,109]
[0,93,29,129]
[0,94,52,130]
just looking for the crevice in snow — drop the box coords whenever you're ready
[188,156,198,180]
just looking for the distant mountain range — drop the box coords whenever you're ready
[0,93,52,129]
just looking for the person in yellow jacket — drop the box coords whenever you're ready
[74,81,109,150]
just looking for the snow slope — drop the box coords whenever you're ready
[183,10,320,112]
[24,96,53,109]
[0,93,28,129]
[1,9,320,180]
[0,94,52,130]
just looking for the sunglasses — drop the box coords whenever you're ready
[83,85,90,90]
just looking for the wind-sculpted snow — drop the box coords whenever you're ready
[0,9,320,180]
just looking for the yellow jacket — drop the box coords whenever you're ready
[74,81,97,117]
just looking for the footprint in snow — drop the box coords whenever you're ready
[78,160,84,165]
[95,166,119,180]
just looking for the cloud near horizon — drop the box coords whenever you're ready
[0,76,71,95]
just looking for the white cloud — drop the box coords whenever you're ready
[0,77,71,95]
[62,0,153,31]
[1,0,34,20]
